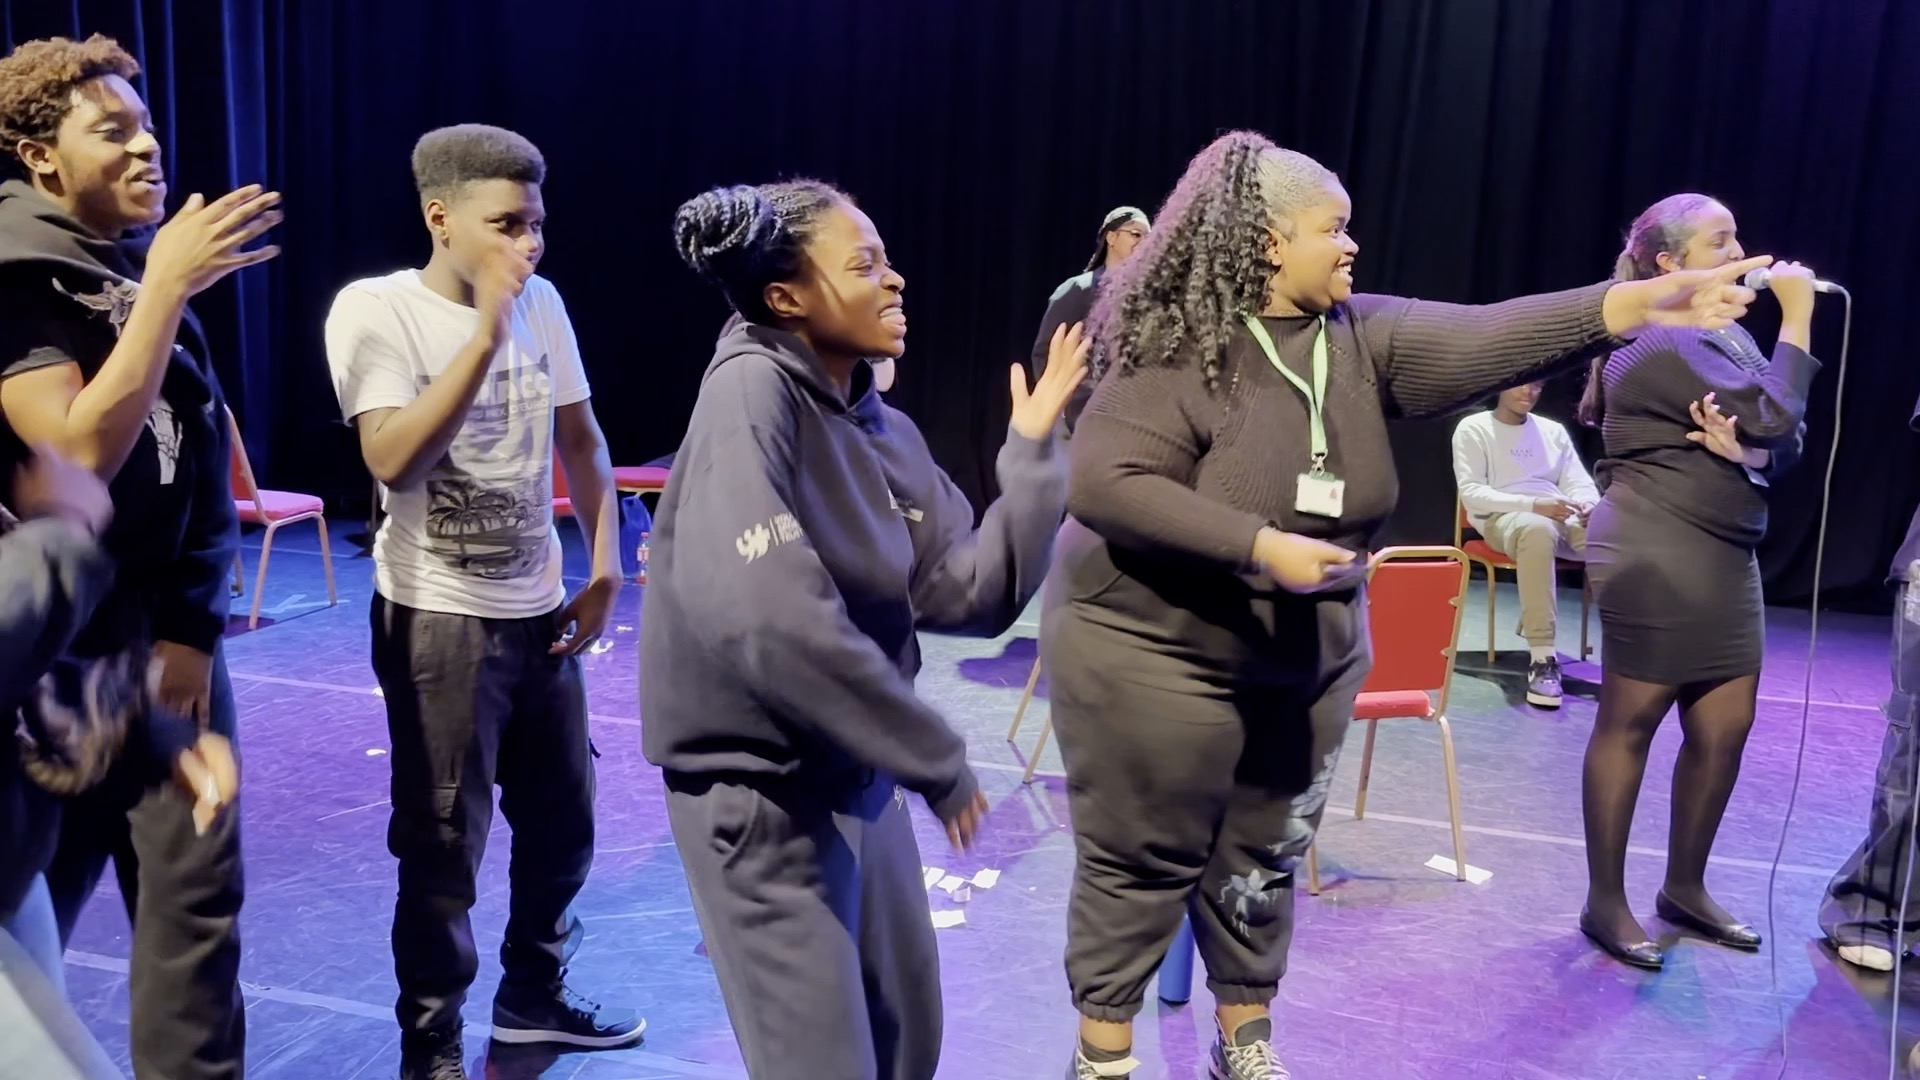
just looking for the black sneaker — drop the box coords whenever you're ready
[1209,1017,1292,1079]
[399,1024,467,1080]
[491,983,646,1049]
[1526,657,1564,709]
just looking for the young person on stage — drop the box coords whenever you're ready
[1821,414,1920,972]
[645,178,1084,1080]
[1575,194,1821,971]
[1451,380,1599,706]
[0,34,261,1079]
[324,124,641,1080]
[1045,131,1771,1079]
[1030,206,1150,433]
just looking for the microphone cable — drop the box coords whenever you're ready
[1764,283,1855,1079]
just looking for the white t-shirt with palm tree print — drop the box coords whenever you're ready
[323,269,590,619]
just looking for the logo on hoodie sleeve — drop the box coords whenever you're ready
[736,512,804,563]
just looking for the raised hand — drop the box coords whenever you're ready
[1685,392,1747,464]
[144,185,283,299]
[1008,322,1090,439]
[473,234,535,347]
[1765,261,1819,324]
[1603,254,1773,336]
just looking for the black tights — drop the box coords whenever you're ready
[1580,670,1759,940]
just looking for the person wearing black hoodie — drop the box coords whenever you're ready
[1029,206,1150,434]
[0,35,271,1079]
[644,179,1085,1080]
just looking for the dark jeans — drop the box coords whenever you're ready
[370,596,595,1036]
[1821,575,1920,952]
[45,648,245,1080]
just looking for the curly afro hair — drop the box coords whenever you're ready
[1086,130,1336,391]
[0,34,140,180]
[410,124,546,207]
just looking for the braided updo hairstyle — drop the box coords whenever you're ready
[673,179,848,323]
[1578,193,1719,427]
[1086,131,1337,391]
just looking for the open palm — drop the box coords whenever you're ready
[1009,322,1090,439]
[1686,393,1745,463]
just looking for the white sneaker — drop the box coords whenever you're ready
[1837,943,1896,972]
[1069,1047,1140,1079]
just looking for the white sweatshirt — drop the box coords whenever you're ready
[1451,411,1599,527]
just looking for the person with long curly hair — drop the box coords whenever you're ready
[643,179,1087,1079]
[1042,131,1771,1079]
[1574,194,1822,970]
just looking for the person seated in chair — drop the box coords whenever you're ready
[1451,381,1597,707]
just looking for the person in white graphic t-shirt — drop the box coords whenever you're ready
[1451,381,1600,708]
[322,125,641,1080]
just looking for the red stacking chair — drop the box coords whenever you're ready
[228,408,338,630]
[1305,546,1471,895]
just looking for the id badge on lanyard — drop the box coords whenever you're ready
[1242,314,1344,518]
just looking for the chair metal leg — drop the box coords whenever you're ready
[248,521,281,630]
[1157,917,1196,1004]
[1354,719,1378,820]
[1436,714,1468,882]
[1580,572,1593,658]
[1485,566,1498,663]
[1006,655,1043,742]
[316,515,339,607]
[1021,717,1052,784]
[1306,843,1321,896]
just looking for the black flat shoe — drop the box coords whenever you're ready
[1580,911,1665,970]
[1655,892,1762,951]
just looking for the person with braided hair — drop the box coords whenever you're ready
[1041,130,1774,1080]
[641,178,1086,1079]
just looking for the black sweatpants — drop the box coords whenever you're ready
[665,770,942,1080]
[1043,591,1369,1021]
[45,648,245,1080]
[370,596,595,1036]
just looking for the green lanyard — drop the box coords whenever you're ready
[1241,313,1331,475]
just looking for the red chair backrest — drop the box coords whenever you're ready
[225,407,258,504]
[1360,551,1468,699]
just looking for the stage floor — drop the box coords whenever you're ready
[58,521,1916,1079]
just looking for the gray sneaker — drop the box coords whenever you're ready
[1526,657,1564,709]
[1209,1018,1291,1080]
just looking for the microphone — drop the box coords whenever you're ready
[1743,266,1842,294]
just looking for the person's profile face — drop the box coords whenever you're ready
[32,75,165,235]
[770,203,907,361]
[1268,180,1358,312]
[1660,201,1741,274]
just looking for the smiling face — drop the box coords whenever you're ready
[1267,179,1359,314]
[19,74,164,237]
[763,201,907,362]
